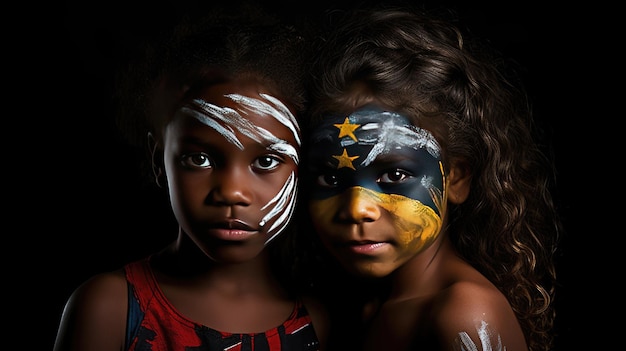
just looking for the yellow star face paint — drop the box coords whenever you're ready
[333,149,360,170]
[334,117,361,141]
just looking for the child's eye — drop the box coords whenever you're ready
[315,174,339,188]
[252,156,282,171]
[378,169,412,184]
[181,153,212,169]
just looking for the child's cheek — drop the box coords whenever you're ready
[377,192,443,257]
[309,197,338,232]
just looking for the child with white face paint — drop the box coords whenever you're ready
[54,4,328,351]
[301,5,561,351]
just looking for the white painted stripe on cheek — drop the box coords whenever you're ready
[263,171,298,244]
[181,95,300,246]
[261,171,296,225]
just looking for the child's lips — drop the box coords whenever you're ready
[222,219,256,231]
[344,240,390,254]
[208,219,260,241]
[210,228,258,241]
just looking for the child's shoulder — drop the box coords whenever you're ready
[66,269,128,323]
[55,269,128,350]
[429,277,528,351]
[434,277,514,321]
[64,269,127,312]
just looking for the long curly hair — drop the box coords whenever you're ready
[305,5,562,351]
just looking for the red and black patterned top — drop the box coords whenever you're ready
[124,258,321,351]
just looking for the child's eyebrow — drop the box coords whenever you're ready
[267,141,299,165]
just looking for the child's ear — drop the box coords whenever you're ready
[148,132,165,188]
[447,161,471,204]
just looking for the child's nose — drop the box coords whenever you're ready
[210,167,253,206]
[338,187,381,223]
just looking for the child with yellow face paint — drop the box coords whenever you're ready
[301,5,561,351]
[308,106,448,278]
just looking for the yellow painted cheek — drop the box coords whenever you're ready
[377,193,442,254]
[309,186,444,256]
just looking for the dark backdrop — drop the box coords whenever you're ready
[41,0,593,349]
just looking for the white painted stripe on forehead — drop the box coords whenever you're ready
[358,120,441,167]
[227,93,301,146]
[260,93,301,145]
[181,106,244,149]
[191,98,265,145]
[180,96,300,163]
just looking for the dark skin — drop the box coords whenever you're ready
[53,79,328,351]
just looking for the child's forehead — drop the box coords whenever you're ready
[190,80,277,105]
[174,81,302,148]
[183,81,293,119]
[310,104,441,159]
[313,105,417,138]
[344,105,410,124]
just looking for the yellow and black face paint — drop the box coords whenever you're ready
[307,104,446,224]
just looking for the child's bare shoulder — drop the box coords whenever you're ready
[430,279,528,351]
[55,269,128,350]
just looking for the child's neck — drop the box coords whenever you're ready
[387,234,457,300]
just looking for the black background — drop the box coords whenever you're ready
[36,0,599,349]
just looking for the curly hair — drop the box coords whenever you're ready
[306,5,562,351]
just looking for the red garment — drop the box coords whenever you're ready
[124,258,321,351]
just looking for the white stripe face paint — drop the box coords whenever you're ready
[179,93,301,244]
[338,111,440,168]
[227,93,301,147]
[262,172,298,244]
